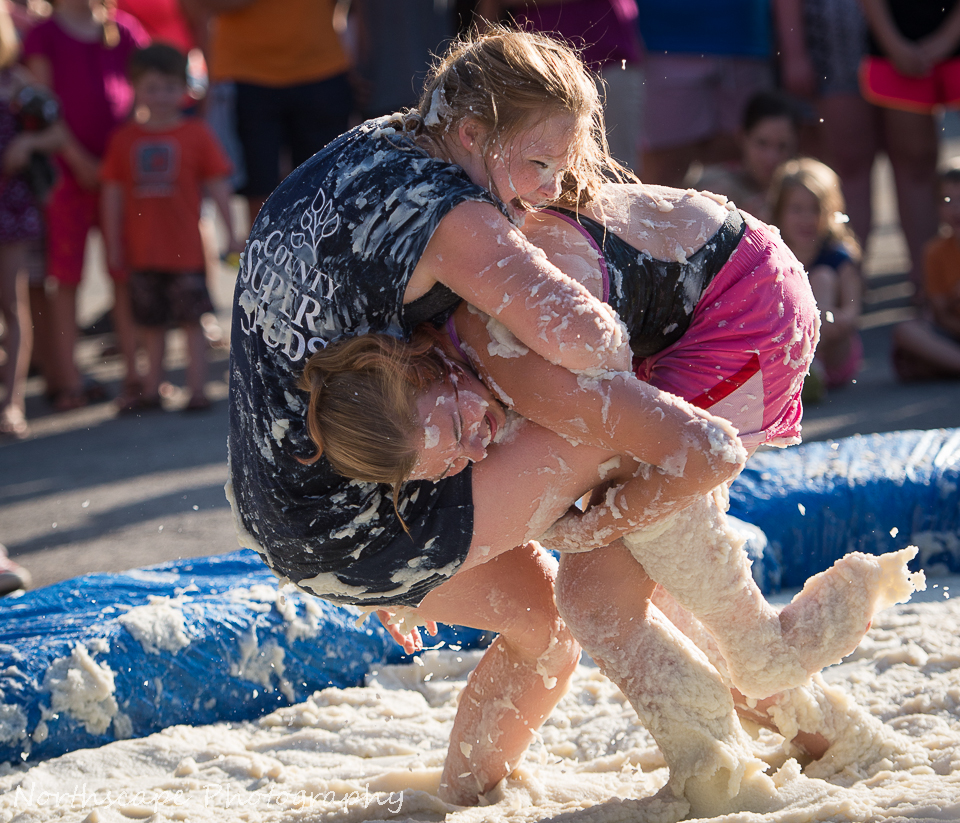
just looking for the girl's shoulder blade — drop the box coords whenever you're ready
[586,183,728,259]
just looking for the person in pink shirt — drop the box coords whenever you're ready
[22,0,148,411]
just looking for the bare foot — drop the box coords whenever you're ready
[715,548,924,699]
[779,547,925,678]
[0,406,27,439]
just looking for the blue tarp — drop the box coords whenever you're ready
[729,428,960,590]
[0,551,487,765]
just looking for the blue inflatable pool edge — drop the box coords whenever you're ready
[0,550,489,766]
[2,426,959,767]
[729,427,960,590]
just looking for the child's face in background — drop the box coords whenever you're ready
[778,185,823,249]
[133,70,186,124]
[741,116,797,190]
[939,180,960,236]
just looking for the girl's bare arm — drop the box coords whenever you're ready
[412,200,632,374]
[454,305,746,505]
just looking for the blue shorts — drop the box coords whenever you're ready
[234,73,353,197]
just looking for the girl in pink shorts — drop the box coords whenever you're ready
[858,0,960,292]
[539,201,817,455]
[636,218,813,449]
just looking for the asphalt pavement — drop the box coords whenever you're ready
[4,156,960,592]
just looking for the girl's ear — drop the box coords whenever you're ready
[457,117,485,155]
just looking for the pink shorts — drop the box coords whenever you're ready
[860,55,960,114]
[635,220,820,451]
[45,175,125,287]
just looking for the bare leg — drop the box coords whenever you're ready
[182,319,209,404]
[651,581,923,776]
[882,108,939,295]
[622,493,922,698]
[50,283,83,404]
[139,326,166,400]
[818,94,880,249]
[556,543,778,818]
[402,418,627,804]
[892,319,960,377]
[28,282,54,395]
[416,543,580,805]
[111,280,139,392]
[0,242,31,435]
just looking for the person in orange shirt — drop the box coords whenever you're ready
[892,162,960,380]
[101,43,243,411]
[197,0,352,225]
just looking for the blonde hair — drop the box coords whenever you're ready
[298,331,456,522]
[408,26,630,206]
[771,157,861,261]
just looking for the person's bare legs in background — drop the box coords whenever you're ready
[883,107,940,299]
[818,93,882,254]
[0,241,31,437]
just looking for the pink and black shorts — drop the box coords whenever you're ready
[635,219,821,452]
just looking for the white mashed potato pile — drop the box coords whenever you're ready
[2,595,959,823]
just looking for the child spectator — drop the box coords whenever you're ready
[0,2,63,439]
[688,90,801,222]
[100,43,241,412]
[771,157,863,400]
[22,0,148,412]
[892,163,960,381]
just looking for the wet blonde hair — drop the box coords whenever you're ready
[771,157,862,261]
[298,331,456,519]
[408,26,630,207]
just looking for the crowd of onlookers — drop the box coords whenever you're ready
[3,0,960,595]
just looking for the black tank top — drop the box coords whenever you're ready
[550,207,745,358]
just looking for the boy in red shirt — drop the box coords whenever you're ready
[101,43,242,412]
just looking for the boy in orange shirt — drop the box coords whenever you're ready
[892,163,960,381]
[101,43,243,412]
